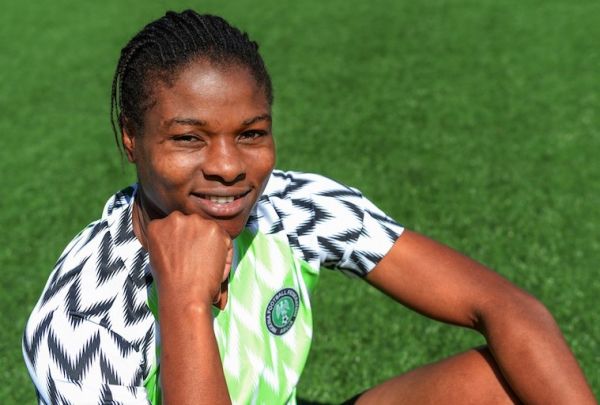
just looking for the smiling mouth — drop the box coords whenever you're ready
[194,190,251,205]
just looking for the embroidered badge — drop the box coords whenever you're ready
[265,288,299,335]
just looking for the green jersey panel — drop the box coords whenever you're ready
[145,229,319,404]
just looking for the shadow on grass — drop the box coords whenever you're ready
[297,399,334,405]
[298,396,360,405]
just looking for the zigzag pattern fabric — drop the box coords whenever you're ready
[23,170,403,404]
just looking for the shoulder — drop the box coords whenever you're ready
[259,170,372,227]
[46,184,138,295]
[25,184,150,341]
[23,185,153,401]
[262,170,362,200]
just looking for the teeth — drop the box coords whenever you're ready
[208,195,235,204]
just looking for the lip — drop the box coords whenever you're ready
[190,189,253,218]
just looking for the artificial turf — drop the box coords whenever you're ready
[1,0,598,402]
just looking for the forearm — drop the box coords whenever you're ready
[480,295,596,404]
[159,294,231,405]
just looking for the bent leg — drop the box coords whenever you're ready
[353,346,520,405]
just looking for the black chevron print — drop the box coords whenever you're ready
[130,327,153,386]
[330,228,361,244]
[381,224,401,242]
[356,250,385,264]
[127,248,149,289]
[100,353,122,385]
[75,297,116,319]
[66,281,82,327]
[41,259,87,305]
[50,222,104,276]
[317,188,359,198]
[100,383,115,404]
[286,233,302,254]
[272,170,313,192]
[271,204,290,221]
[366,209,401,227]
[47,373,70,405]
[299,245,319,263]
[264,189,288,200]
[122,275,150,326]
[288,179,312,192]
[130,367,145,388]
[100,315,112,331]
[296,218,315,238]
[258,194,270,203]
[339,199,364,222]
[317,236,345,259]
[293,200,316,236]
[269,219,284,234]
[48,329,101,381]
[96,233,125,287]
[108,186,135,214]
[246,214,259,227]
[109,329,138,357]
[290,198,312,212]
[79,222,108,253]
[114,208,136,245]
[312,202,334,225]
[23,310,54,367]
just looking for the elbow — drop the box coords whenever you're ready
[474,287,558,336]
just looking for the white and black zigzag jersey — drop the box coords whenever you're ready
[23,170,403,404]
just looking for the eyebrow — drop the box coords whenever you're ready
[167,118,207,127]
[242,114,272,126]
[166,114,272,128]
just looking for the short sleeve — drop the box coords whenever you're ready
[309,175,404,277]
[23,308,149,404]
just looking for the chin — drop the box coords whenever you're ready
[216,219,246,239]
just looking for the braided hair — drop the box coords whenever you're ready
[110,10,273,149]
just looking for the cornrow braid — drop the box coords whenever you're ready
[110,10,272,151]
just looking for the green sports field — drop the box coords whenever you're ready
[2,0,599,402]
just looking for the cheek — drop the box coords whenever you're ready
[138,151,199,195]
[246,155,274,190]
[249,144,276,179]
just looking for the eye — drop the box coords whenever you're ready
[239,130,268,142]
[172,134,200,142]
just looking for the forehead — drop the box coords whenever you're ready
[146,60,270,127]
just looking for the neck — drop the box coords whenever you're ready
[132,187,155,250]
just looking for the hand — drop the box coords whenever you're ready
[146,211,232,307]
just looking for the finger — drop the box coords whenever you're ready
[212,290,222,305]
[213,280,229,309]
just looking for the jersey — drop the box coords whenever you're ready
[23,170,403,404]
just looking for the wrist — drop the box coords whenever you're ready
[158,290,215,318]
[156,280,215,305]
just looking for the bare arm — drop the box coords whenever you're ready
[146,212,232,405]
[366,230,596,404]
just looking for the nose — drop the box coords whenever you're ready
[202,137,246,185]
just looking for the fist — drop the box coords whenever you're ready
[146,211,232,307]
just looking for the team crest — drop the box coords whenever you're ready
[265,288,299,335]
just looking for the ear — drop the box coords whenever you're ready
[121,117,136,163]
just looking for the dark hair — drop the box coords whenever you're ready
[110,10,273,149]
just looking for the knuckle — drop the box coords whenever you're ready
[147,220,159,234]
[170,211,184,221]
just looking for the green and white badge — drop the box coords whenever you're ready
[265,288,299,335]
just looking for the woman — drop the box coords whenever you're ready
[23,10,595,404]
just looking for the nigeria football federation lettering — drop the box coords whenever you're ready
[266,288,300,335]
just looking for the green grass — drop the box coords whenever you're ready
[2,0,599,402]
